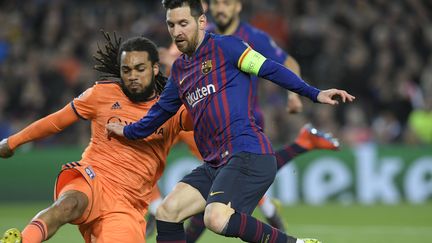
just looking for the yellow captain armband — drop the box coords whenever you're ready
[237,47,267,76]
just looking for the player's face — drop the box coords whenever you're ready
[209,0,241,30]
[166,6,206,55]
[120,51,158,102]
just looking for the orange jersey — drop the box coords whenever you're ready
[73,81,187,209]
[175,131,202,160]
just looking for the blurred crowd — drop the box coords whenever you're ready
[0,0,431,148]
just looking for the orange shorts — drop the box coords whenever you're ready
[54,162,147,243]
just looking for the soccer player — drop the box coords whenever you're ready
[106,0,355,243]
[0,33,192,243]
[156,0,340,240]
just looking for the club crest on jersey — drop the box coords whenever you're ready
[201,60,212,75]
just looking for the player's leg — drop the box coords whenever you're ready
[155,164,209,243]
[82,202,146,243]
[146,185,163,237]
[185,213,206,243]
[275,123,340,170]
[258,195,286,232]
[27,189,88,240]
[203,152,321,243]
[1,168,91,243]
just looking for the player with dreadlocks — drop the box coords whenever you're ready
[0,32,193,243]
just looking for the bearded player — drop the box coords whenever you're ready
[0,33,192,243]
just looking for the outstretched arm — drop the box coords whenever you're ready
[0,104,80,158]
[245,32,303,113]
[236,45,354,104]
[221,36,355,104]
[106,79,183,140]
[257,58,355,104]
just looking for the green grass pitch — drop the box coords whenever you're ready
[1,203,431,242]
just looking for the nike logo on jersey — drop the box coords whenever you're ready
[185,84,216,108]
[209,191,224,196]
[180,77,186,85]
[179,73,192,85]
[111,101,122,110]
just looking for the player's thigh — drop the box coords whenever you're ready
[157,182,206,222]
[82,211,146,243]
[55,167,100,224]
[208,152,277,214]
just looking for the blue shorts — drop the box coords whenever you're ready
[180,152,276,214]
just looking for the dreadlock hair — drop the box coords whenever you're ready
[162,0,204,18]
[94,31,122,80]
[93,30,167,95]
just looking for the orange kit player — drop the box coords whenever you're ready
[0,33,192,243]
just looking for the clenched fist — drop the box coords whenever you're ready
[0,138,14,158]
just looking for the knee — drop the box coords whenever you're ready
[155,198,182,222]
[203,203,234,234]
[51,191,88,222]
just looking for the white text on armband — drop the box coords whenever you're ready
[237,47,267,76]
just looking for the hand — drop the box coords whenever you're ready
[0,138,14,158]
[286,92,303,113]
[317,89,356,105]
[106,123,125,139]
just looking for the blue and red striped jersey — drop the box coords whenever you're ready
[208,21,289,128]
[124,32,320,167]
[169,32,273,166]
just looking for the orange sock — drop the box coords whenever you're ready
[22,219,48,243]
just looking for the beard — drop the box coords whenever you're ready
[121,75,156,103]
[176,28,199,56]
[215,14,234,33]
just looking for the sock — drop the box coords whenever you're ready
[156,220,186,243]
[224,212,297,243]
[275,143,307,170]
[185,213,206,243]
[22,219,48,243]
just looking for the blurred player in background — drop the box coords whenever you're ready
[151,0,341,241]
[0,33,192,243]
[106,0,354,242]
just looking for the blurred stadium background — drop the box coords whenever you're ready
[0,0,431,242]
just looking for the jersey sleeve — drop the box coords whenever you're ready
[218,35,267,76]
[71,86,98,120]
[165,105,191,139]
[218,35,320,102]
[123,78,183,140]
[250,30,288,64]
[217,35,252,67]
[8,104,79,150]
[157,77,183,113]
